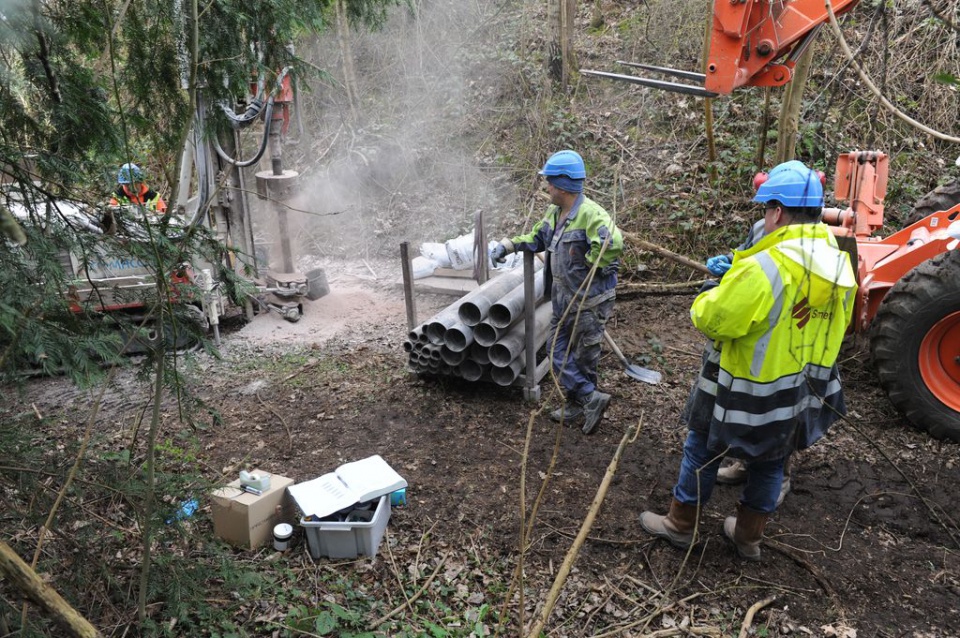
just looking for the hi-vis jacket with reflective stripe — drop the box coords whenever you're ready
[110,184,167,213]
[510,195,623,306]
[690,222,857,461]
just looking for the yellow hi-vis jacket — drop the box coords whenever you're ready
[690,222,857,461]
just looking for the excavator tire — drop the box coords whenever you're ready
[870,250,960,441]
[903,179,960,227]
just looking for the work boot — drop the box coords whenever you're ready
[775,476,792,508]
[776,455,794,507]
[716,459,748,485]
[639,498,699,550]
[549,402,584,423]
[580,390,611,434]
[723,504,770,561]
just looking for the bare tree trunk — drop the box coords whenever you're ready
[0,542,101,637]
[547,0,578,87]
[702,6,717,184]
[169,0,199,208]
[775,45,815,163]
[756,87,772,170]
[336,0,360,122]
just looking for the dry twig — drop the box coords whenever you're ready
[739,594,776,638]
[368,553,448,629]
[622,231,713,276]
[618,281,705,296]
[256,390,294,452]
[765,539,841,610]
[525,419,642,637]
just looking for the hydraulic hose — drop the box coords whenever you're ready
[212,96,274,168]
[220,97,265,127]
[211,66,292,168]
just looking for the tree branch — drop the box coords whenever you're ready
[0,542,101,637]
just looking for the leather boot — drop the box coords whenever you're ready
[723,504,769,561]
[716,458,748,485]
[640,498,699,549]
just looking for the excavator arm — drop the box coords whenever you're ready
[583,0,861,97]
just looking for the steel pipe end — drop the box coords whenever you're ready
[490,365,516,386]
[444,325,473,352]
[474,323,499,347]
[441,346,467,366]
[489,344,512,367]
[471,342,491,364]
[458,303,484,327]
[459,360,485,382]
[425,322,447,345]
[488,304,513,329]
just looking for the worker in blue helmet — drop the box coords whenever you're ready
[490,150,623,435]
[640,160,856,561]
[708,162,827,500]
[110,163,167,213]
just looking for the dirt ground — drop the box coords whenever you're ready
[5,257,960,637]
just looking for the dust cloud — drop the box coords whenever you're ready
[237,2,521,345]
[251,0,519,272]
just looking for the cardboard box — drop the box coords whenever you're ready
[300,495,391,559]
[211,472,294,549]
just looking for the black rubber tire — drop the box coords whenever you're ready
[870,250,960,441]
[903,179,960,227]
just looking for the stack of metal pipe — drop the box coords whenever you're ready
[404,264,551,386]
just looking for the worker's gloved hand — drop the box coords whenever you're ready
[490,243,509,264]
[706,254,732,277]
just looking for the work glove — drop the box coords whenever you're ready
[490,242,509,264]
[705,254,732,277]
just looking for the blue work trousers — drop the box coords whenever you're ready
[549,296,614,401]
[673,430,786,514]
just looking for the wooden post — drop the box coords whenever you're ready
[400,242,417,330]
[473,210,488,285]
[522,251,541,401]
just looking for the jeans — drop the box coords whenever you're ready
[673,430,786,514]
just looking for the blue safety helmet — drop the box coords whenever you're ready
[117,163,144,185]
[539,150,586,179]
[753,160,823,208]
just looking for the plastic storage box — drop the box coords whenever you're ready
[301,495,391,559]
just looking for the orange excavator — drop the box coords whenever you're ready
[583,0,960,440]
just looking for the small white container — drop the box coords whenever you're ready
[301,495,391,559]
[273,523,294,551]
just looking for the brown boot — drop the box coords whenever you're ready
[723,504,769,561]
[640,498,699,549]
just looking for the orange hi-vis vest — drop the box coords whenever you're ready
[110,184,167,213]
